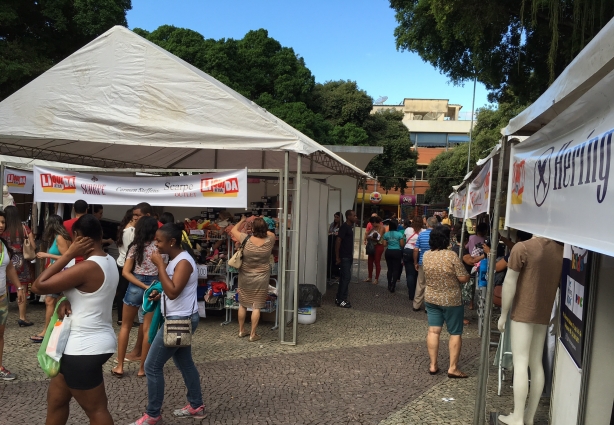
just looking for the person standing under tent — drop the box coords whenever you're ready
[441,210,451,226]
[90,205,114,245]
[129,223,205,424]
[336,210,357,309]
[230,216,276,342]
[2,205,35,327]
[0,210,26,380]
[465,222,488,256]
[327,212,342,281]
[64,200,88,265]
[30,215,72,343]
[413,216,438,312]
[32,215,119,424]
[383,219,405,293]
[113,216,162,378]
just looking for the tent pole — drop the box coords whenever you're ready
[0,162,4,211]
[279,152,289,342]
[291,154,302,345]
[473,136,507,425]
[357,179,365,285]
[458,194,469,260]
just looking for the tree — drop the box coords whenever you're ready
[390,0,614,104]
[425,102,527,203]
[0,0,132,101]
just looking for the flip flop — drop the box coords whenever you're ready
[447,371,469,379]
[30,335,44,343]
[429,368,440,375]
[249,335,261,342]
[111,370,124,378]
[238,332,249,338]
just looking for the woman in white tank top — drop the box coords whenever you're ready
[32,214,118,425]
[128,223,204,425]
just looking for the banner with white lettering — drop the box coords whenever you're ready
[33,166,247,208]
[452,189,466,218]
[506,123,614,255]
[466,158,492,219]
[3,168,33,194]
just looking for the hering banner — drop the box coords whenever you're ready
[466,158,493,219]
[3,168,34,194]
[33,166,248,208]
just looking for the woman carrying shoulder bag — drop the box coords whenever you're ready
[383,219,405,293]
[129,223,204,425]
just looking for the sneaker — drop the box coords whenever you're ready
[173,404,206,418]
[127,413,162,425]
[338,300,352,308]
[0,366,15,380]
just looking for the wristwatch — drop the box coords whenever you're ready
[17,287,23,291]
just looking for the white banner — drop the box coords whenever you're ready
[452,188,466,218]
[466,158,493,218]
[4,168,34,194]
[33,166,248,208]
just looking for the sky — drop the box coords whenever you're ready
[126,0,491,118]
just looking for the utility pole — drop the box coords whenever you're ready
[466,75,477,174]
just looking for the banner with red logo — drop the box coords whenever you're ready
[33,166,247,208]
[4,168,34,194]
[466,158,493,219]
[452,188,466,218]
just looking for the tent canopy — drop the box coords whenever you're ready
[0,26,369,178]
[502,17,614,136]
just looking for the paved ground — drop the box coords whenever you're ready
[0,259,549,424]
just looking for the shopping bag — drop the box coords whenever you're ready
[46,315,72,362]
[37,297,66,378]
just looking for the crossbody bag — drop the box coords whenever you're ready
[162,294,194,348]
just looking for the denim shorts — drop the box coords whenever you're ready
[425,302,464,335]
[123,274,157,307]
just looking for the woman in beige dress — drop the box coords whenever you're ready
[230,216,275,342]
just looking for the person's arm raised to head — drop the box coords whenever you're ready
[152,251,191,300]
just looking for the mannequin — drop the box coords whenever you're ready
[2,185,14,209]
[497,236,563,425]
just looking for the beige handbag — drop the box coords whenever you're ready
[22,225,36,261]
[162,295,192,348]
[227,235,251,269]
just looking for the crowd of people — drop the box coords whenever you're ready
[330,208,528,379]
[0,199,275,425]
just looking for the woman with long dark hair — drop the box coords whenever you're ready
[113,216,162,378]
[30,215,72,342]
[2,205,35,326]
[129,223,204,424]
[364,216,385,285]
[0,210,25,380]
[32,214,118,423]
[114,208,135,325]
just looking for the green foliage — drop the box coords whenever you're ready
[425,102,527,203]
[136,25,417,190]
[390,0,614,104]
[0,0,131,101]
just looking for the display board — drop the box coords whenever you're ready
[4,168,33,194]
[560,244,592,368]
[33,166,247,208]
[466,158,492,218]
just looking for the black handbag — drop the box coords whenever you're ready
[366,239,376,256]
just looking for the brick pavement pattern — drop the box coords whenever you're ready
[0,260,549,424]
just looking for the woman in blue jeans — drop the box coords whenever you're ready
[113,216,161,378]
[129,223,204,425]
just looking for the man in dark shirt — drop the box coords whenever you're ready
[335,209,357,308]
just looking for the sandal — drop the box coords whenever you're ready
[249,335,261,342]
[30,335,44,343]
[447,371,469,379]
[363,278,372,283]
[111,369,124,378]
[238,332,249,338]
[429,367,440,375]
[463,319,470,325]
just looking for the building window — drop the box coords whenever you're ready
[417,194,426,204]
[415,166,428,181]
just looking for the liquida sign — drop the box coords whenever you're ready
[6,173,27,189]
[200,177,240,197]
[40,173,77,194]
[528,128,611,207]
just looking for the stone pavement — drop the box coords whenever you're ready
[0,259,549,424]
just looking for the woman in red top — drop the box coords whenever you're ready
[2,206,35,327]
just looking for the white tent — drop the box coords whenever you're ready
[0,25,373,346]
[0,25,367,178]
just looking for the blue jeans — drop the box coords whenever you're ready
[336,257,352,302]
[145,312,202,417]
[123,274,157,307]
